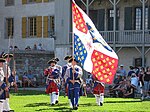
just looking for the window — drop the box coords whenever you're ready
[43,16,55,38]
[6,18,14,38]
[28,0,36,3]
[28,17,37,37]
[22,16,55,38]
[135,7,148,30]
[5,0,14,6]
[108,9,119,30]
[135,8,142,30]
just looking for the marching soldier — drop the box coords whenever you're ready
[92,75,105,106]
[62,55,72,107]
[0,58,9,112]
[44,58,61,105]
[64,57,83,110]
[53,58,62,104]
[2,53,16,112]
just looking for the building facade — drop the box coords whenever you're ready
[55,0,150,71]
[0,0,55,80]
[74,0,150,70]
[0,0,150,75]
[0,0,55,52]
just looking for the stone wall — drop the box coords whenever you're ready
[10,50,54,85]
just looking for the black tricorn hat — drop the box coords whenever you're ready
[129,66,134,69]
[64,55,72,60]
[68,57,78,63]
[47,59,57,64]
[2,53,13,59]
[0,58,6,62]
[54,58,59,62]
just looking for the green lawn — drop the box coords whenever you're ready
[10,90,150,112]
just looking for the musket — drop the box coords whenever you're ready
[13,58,18,92]
[5,35,11,98]
[12,39,18,92]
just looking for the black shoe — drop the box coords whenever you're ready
[10,110,14,112]
[100,102,103,106]
[55,100,59,104]
[73,106,78,110]
[51,103,55,106]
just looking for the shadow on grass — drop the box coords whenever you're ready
[10,90,45,96]
[105,100,142,103]
[25,102,73,112]
[24,102,69,107]
[24,102,50,107]
[35,107,72,112]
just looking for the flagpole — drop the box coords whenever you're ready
[71,0,75,84]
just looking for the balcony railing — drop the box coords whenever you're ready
[100,30,150,45]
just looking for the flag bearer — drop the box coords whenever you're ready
[62,55,72,107]
[64,57,83,110]
[44,59,61,105]
[92,75,105,106]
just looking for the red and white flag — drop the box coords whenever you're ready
[72,0,118,84]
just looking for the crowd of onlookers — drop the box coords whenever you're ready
[9,43,45,51]
[15,70,39,88]
[84,65,150,100]
[14,64,150,100]
[108,65,150,100]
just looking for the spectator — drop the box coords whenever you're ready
[37,43,44,51]
[26,70,37,87]
[109,74,123,97]
[118,65,127,78]
[9,45,13,51]
[130,73,139,89]
[33,44,37,50]
[25,46,31,50]
[14,46,19,51]
[144,67,150,98]
[138,67,145,100]
[15,74,22,87]
[128,66,135,78]
[124,81,135,98]
[22,72,30,87]
[86,74,92,86]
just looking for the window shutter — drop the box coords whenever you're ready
[22,17,27,38]
[148,7,150,29]
[124,7,132,30]
[36,16,42,37]
[36,0,42,3]
[22,0,27,4]
[97,9,105,31]
[44,0,49,2]
[43,16,48,37]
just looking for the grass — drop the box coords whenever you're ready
[10,90,150,112]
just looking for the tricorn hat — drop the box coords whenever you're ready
[54,58,59,62]
[2,53,13,59]
[47,59,57,64]
[64,55,72,60]
[0,58,6,63]
[68,57,78,63]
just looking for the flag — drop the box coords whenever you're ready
[72,0,118,84]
